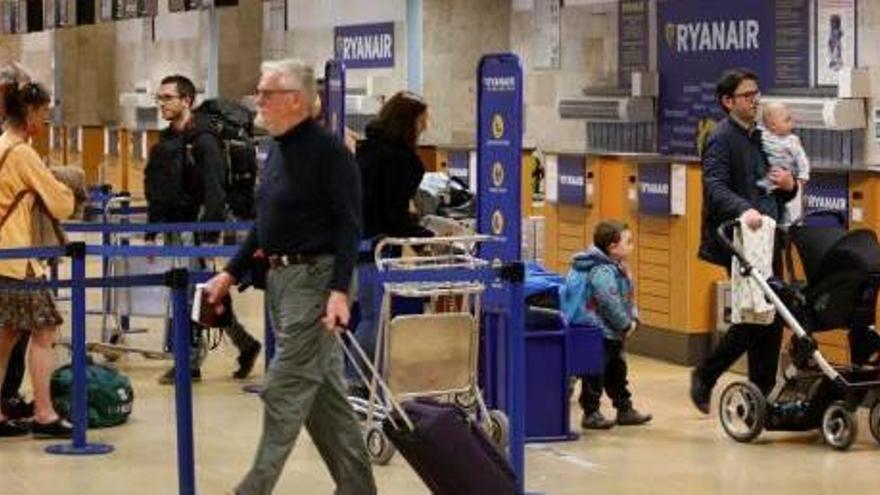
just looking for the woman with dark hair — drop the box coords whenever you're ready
[358,91,432,239]
[0,81,75,438]
[349,92,432,386]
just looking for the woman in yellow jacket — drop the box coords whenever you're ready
[0,81,75,438]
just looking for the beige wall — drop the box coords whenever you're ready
[422,0,511,146]
[510,0,618,152]
[0,1,262,127]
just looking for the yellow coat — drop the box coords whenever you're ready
[0,132,75,279]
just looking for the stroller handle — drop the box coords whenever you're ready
[788,208,847,228]
[715,219,753,272]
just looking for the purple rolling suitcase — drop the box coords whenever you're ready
[383,399,517,495]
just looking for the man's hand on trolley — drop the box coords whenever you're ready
[322,290,350,335]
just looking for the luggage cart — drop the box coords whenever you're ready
[87,195,171,361]
[349,235,509,465]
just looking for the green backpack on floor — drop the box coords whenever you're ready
[51,362,134,428]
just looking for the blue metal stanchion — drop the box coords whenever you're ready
[503,262,526,494]
[169,268,196,495]
[46,242,114,456]
[119,195,132,334]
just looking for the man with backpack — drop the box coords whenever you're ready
[145,74,261,385]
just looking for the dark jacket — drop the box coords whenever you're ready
[357,123,431,239]
[698,117,798,266]
[226,118,362,292]
[560,247,637,341]
[145,113,227,229]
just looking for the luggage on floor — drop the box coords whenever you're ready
[51,362,134,428]
[383,398,517,495]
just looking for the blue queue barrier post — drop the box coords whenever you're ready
[119,194,132,334]
[501,262,527,493]
[168,267,196,495]
[46,242,114,456]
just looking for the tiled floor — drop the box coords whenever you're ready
[2,257,879,494]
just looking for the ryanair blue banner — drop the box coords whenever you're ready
[638,163,671,215]
[803,172,848,227]
[334,23,395,69]
[477,54,522,270]
[324,60,346,140]
[657,0,810,156]
[557,154,586,206]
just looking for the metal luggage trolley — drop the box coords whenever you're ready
[88,195,172,361]
[350,235,509,465]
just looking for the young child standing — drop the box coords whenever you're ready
[759,101,810,224]
[561,220,652,430]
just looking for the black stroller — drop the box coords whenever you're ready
[716,210,880,450]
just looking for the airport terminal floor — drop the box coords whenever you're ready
[0,255,877,495]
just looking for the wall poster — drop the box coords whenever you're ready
[816,0,857,87]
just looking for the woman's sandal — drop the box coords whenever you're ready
[31,418,73,439]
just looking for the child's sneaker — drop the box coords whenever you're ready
[616,408,652,426]
[581,411,615,430]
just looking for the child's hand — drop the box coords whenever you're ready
[625,321,638,339]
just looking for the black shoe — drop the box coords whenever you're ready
[233,340,262,380]
[32,418,73,439]
[690,369,712,415]
[158,367,202,385]
[0,419,30,437]
[616,408,652,426]
[1,395,34,420]
[581,411,615,430]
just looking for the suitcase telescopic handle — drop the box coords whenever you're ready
[335,329,415,432]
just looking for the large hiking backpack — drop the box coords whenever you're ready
[195,99,258,220]
[51,362,134,428]
[143,133,202,221]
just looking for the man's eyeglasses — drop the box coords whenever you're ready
[732,90,761,101]
[253,88,300,99]
[154,94,181,104]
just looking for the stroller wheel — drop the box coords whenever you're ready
[868,401,880,446]
[719,381,767,443]
[821,401,858,451]
[364,425,395,465]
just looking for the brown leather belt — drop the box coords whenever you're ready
[266,253,320,269]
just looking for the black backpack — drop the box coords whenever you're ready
[195,99,258,220]
[144,133,202,222]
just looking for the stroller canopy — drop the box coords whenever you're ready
[792,225,880,284]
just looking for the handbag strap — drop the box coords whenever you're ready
[0,142,26,235]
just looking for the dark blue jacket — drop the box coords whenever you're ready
[226,118,362,292]
[698,117,797,267]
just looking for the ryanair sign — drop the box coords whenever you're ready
[664,19,760,53]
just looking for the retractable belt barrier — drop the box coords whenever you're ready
[0,220,256,495]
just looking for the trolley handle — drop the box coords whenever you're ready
[335,329,415,432]
[373,234,494,269]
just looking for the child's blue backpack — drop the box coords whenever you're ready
[560,265,594,326]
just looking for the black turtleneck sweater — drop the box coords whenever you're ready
[226,118,362,292]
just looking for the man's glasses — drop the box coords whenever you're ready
[732,90,761,101]
[253,88,300,99]
[154,94,181,104]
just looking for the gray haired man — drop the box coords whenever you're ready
[204,59,375,494]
